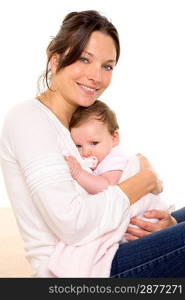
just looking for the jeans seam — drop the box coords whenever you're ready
[111,244,185,277]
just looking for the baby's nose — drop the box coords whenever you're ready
[82,148,91,157]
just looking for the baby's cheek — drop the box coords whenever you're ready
[100,148,109,160]
[94,151,101,162]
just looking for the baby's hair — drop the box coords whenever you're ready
[69,100,119,135]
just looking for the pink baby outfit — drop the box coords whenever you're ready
[48,146,170,277]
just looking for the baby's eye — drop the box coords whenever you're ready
[79,57,89,63]
[90,141,99,146]
[103,64,113,71]
[76,145,82,149]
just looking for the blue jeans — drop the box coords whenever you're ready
[110,207,185,277]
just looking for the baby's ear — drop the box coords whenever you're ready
[112,130,119,146]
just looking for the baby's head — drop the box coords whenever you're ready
[69,100,119,164]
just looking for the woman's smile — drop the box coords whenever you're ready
[77,82,98,95]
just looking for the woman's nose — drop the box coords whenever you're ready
[87,65,102,83]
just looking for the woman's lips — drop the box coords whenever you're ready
[77,83,98,95]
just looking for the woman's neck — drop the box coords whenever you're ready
[37,90,77,129]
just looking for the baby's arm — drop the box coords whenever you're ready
[65,155,122,194]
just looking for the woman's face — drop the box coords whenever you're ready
[51,31,117,108]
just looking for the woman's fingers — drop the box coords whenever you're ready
[125,210,177,242]
[151,179,163,195]
[127,210,177,237]
[137,154,151,170]
[137,154,163,195]
[144,209,168,220]
[127,225,150,237]
[130,217,158,232]
[125,223,151,241]
[124,233,139,242]
[144,209,177,227]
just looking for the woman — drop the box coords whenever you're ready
[0,10,184,278]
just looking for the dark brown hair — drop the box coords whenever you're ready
[40,10,120,91]
[69,100,119,135]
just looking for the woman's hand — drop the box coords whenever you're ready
[125,209,177,241]
[137,154,163,195]
[118,154,163,204]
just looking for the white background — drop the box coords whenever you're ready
[0,0,185,209]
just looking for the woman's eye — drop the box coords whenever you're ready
[79,57,89,63]
[103,64,113,71]
[76,145,81,149]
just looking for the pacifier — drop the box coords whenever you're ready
[82,156,98,169]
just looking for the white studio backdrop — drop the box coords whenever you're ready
[0,0,185,209]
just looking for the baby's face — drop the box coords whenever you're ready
[71,118,119,164]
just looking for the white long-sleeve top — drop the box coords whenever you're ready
[0,99,130,277]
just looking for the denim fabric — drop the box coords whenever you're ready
[172,207,185,223]
[110,207,185,277]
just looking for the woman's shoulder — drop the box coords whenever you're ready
[1,99,69,141]
[5,99,40,117]
[3,99,51,127]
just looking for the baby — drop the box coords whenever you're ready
[48,100,171,278]
[66,100,170,220]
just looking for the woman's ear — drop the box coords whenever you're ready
[112,130,120,146]
[50,54,59,74]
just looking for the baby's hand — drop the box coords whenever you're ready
[64,155,82,179]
